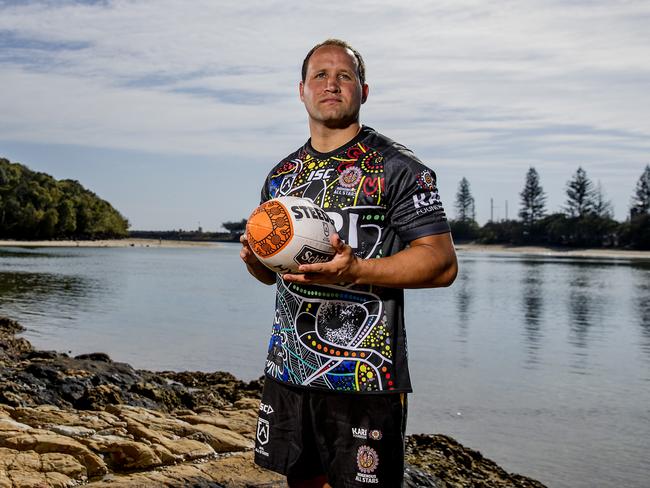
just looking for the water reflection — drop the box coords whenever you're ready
[520,261,544,366]
[454,261,473,342]
[634,268,650,364]
[0,270,96,331]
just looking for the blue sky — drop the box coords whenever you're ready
[1,0,649,230]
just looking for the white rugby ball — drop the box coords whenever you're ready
[246,196,336,274]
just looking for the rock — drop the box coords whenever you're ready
[0,316,547,488]
[186,423,253,452]
[75,352,112,362]
[406,434,547,488]
[0,447,86,486]
[1,432,108,476]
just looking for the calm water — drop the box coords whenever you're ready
[1,244,649,488]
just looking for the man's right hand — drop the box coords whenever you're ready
[240,234,277,285]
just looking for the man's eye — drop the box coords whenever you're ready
[339,73,352,80]
[315,72,326,78]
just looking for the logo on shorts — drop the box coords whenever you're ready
[352,427,367,439]
[369,429,383,441]
[259,402,274,415]
[256,418,270,446]
[357,445,379,473]
[355,445,380,483]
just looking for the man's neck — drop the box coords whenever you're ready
[308,121,362,154]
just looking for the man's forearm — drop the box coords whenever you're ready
[352,237,457,289]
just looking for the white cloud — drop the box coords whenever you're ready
[0,0,649,225]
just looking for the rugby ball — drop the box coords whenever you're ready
[246,196,336,274]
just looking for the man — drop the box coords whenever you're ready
[240,39,457,488]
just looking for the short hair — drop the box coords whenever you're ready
[301,39,366,86]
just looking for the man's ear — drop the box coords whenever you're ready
[299,81,305,102]
[361,83,369,104]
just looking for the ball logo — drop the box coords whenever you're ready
[294,245,334,266]
[247,200,293,258]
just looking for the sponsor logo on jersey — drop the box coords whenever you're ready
[307,168,335,181]
[294,245,335,266]
[415,204,443,217]
[412,191,441,209]
[355,445,380,483]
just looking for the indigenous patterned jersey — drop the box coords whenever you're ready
[261,126,450,393]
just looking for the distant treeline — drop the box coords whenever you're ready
[129,229,238,242]
[451,166,650,250]
[0,158,129,239]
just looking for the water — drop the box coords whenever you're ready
[1,244,649,488]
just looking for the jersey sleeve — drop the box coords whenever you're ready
[260,177,271,204]
[385,149,450,242]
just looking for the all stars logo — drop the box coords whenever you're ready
[339,166,363,188]
[357,445,379,473]
[355,445,380,484]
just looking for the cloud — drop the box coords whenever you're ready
[0,0,649,224]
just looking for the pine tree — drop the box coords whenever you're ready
[593,181,613,219]
[630,164,650,217]
[455,177,475,221]
[518,167,546,227]
[564,167,595,218]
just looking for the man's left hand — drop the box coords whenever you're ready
[282,233,360,285]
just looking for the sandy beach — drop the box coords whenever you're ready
[455,242,650,260]
[0,238,221,249]
[1,238,648,260]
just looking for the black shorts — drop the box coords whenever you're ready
[254,378,408,488]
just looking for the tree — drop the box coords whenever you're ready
[593,181,613,219]
[630,164,650,217]
[564,167,595,218]
[222,219,247,236]
[519,167,546,228]
[455,177,475,221]
[0,158,128,239]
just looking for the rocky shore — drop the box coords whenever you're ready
[0,317,546,487]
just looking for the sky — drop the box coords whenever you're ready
[1,0,649,230]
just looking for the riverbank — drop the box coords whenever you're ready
[0,239,220,249]
[2,238,649,260]
[456,242,650,260]
[0,316,546,487]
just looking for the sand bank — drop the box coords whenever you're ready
[0,238,222,249]
[456,243,650,260]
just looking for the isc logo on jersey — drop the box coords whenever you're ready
[307,168,335,181]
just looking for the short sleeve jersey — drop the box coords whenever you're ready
[261,126,449,393]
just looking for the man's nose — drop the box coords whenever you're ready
[325,76,340,92]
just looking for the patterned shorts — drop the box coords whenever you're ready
[254,378,408,487]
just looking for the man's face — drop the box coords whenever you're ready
[300,45,369,130]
